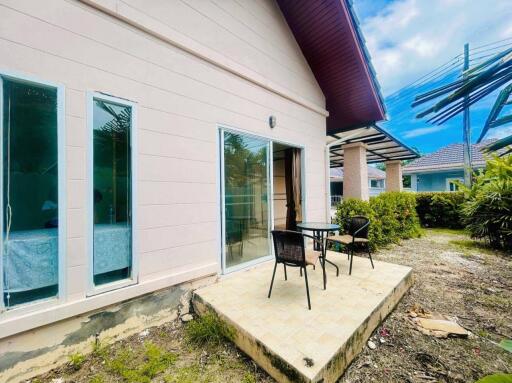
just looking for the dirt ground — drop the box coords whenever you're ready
[341,229,512,383]
[33,229,511,383]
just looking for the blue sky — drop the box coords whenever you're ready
[353,0,512,154]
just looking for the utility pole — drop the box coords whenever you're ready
[463,43,472,187]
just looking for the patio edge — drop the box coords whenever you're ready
[193,266,413,383]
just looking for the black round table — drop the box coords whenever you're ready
[296,222,341,287]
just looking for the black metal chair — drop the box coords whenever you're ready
[268,230,323,310]
[327,216,374,275]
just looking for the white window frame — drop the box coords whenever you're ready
[217,125,306,275]
[0,71,66,313]
[86,92,138,296]
[446,177,463,192]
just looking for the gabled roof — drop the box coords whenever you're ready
[331,166,386,181]
[277,0,386,134]
[403,141,495,173]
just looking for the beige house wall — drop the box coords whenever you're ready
[0,0,328,353]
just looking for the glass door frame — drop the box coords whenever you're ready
[218,126,306,275]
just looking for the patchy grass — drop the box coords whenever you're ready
[185,311,235,347]
[106,342,177,383]
[427,227,467,235]
[32,317,271,383]
[449,239,497,255]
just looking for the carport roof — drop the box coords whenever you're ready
[327,124,419,167]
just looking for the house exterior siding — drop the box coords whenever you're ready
[0,1,328,379]
[415,170,465,192]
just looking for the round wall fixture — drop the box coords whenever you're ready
[268,115,276,129]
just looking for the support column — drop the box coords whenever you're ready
[385,160,403,192]
[342,142,369,201]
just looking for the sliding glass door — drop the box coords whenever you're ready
[221,130,271,271]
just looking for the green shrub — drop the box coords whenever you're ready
[460,155,512,251]
[185,312,235,347]
[415,192,465,228]
[334,192,421,250]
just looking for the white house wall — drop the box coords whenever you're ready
[0,0,327,343]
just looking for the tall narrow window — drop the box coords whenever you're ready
[2,77,59,308]
[92,97,132,286]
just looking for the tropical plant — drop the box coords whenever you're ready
[460,154,512,251]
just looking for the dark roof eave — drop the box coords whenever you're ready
[277,0,386,133]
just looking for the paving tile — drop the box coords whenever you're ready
[195,251,412,383]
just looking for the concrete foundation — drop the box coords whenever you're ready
[0,275,215,383]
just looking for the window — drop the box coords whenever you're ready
[370,179,384,188]
[446,178,462,192]
[403,175,412,189]
[90,94,134,289]
[1,76,61,308]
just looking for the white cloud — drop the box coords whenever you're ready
[487,125,512,140]
[359,0,512,96]
[403,125,447,138]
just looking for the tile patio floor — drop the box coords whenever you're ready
[194,251,413,383]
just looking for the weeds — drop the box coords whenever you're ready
[89,375,105,383]
[185,312,235,347]
[242,372,257,383]
[107,342,177,382]
[164,364,203,383]
[91,339,109,360]
[68,352,86,371]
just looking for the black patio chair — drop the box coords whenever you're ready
[268,230,323,310]
[327,216,374,275]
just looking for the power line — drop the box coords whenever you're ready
[385,54,462,99]
[469,41,512,55]
[385,66,461,106]
[470,36,512,51]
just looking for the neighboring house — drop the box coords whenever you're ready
[403,141,493,192]
[0,1,416,381]
[330,166,386,203]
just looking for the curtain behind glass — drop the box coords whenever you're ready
[284,148,302,231]
[2,79,59,307]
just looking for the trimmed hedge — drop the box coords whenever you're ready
[415,192,465,229]
[334,192,421,250]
